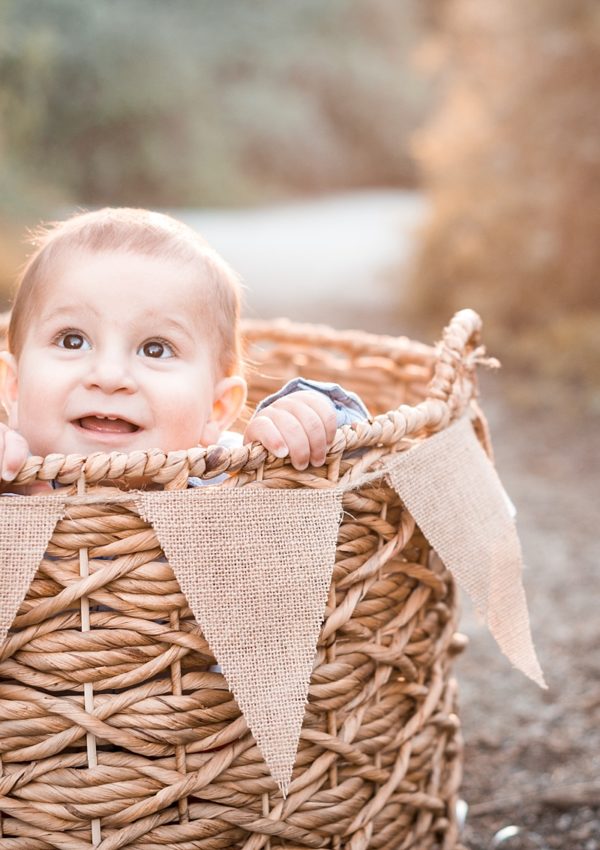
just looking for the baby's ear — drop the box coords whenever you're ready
[0,352,18,425]
[200,376,247,446]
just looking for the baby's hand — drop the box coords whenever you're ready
[244,390,338,470]
[0,424,50,494]
[0,423,30,485]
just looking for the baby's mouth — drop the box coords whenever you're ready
[76,415,140,434]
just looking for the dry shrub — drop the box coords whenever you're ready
[409,0,600,388]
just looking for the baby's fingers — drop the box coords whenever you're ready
[244,415,290,459]
[276,398,331,466]
[291,391,338,448]
[246,408,315,470]
[265,407,314,469]
[1,428,29,482]
[260,393,334,466]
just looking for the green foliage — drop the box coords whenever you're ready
[0,0,428,210]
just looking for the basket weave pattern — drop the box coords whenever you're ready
[0,312,484,849]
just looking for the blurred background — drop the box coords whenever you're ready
[2,0,598,396]
[1,1,599,847]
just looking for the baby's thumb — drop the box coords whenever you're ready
[1,429,30,482]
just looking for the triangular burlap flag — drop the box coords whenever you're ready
[0,495,66,645]
[137,487,343,795]
[385,416,546,688]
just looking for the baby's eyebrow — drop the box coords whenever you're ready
[155,317,192,334]
[140,316,196,341]
[37,304,99,325]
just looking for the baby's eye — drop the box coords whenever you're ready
[138,340,174,359]
[56,332,90,351]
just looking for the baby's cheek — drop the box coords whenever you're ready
[155,395,211,448]
[17,417,55,458]
[15,387,58,455]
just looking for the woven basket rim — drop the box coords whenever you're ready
[9,308,489,488]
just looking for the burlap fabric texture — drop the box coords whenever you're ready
[0,309,542,849]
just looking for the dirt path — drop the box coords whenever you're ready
[179,189,426,332]
[457,378,600,849]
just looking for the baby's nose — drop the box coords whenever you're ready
[85,355,137,393]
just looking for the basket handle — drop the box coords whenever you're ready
[425,309,495,411]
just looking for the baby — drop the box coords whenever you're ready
[0,208,368,489]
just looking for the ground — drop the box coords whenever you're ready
[456,378,600,850]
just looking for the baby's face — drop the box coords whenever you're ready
[4,250,245,457]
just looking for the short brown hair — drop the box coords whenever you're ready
[8,208,244,377]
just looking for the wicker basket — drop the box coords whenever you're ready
[0,310,488,850]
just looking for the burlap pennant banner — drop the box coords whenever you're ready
[383,416,546,688]
[136,488,343,795]
[0,495,67,646]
